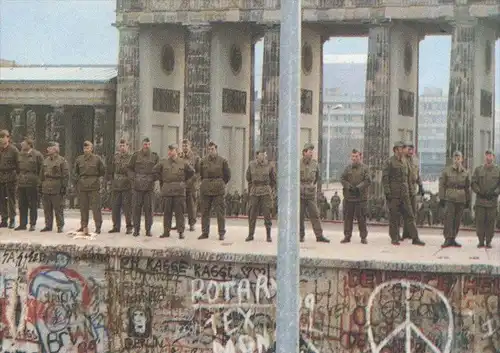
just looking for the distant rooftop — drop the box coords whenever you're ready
[0,65,117,83]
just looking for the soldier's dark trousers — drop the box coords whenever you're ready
[201,194,226,236]
[331,209,339,220]
[475,206,496,245]
[18,187,38,226]
[300,198,323,238]
[112,190,132,230]
[388,197,418,242]
[186,189,197,226]
[443,201,464,240]
[343,201,368,240]
[402,195,417,238]
[79,190,102,228]
[163,196,185,234]
[42,194,64,229]
[0,182,16,222]
[133,190,153,232]
[248,195,272,236]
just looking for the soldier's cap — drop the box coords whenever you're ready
[303,143,314,151]
[393,141,406,149]
[256,148,267,155]
[453,151,463,157]
[407,142,415,148]
[182,139,190,144]
[167,143,178,150]
[142,137,151,143]
[485,149,494,155]
[119,138,127,144]
[47,141,58,148]
[83,140,93,147]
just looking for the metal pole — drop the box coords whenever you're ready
[276,0,301,350]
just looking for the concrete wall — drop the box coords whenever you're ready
[0,243,499,353]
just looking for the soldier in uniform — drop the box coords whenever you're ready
[0,130,19,228]
[198,141,231,240]
[382,141,425,246]
[299,143,330,243]
[73,141,106,234]
[417,195,433,226]
[232,191,241,217]
[245,149,276,242]
[401,143,425,240]
[241,189,248,216]
[128,137,159,237]
[438,151,470,248]
[15,138,43,231]
[471,149,500,248]
[153,144,195,239]
[340,149,371,244]
[108,138,133,234]
[40,142,69,233]
[179,139,200,231]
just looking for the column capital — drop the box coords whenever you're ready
[185,24,211,33]
[114,23,140,31]
[264,23,280,32]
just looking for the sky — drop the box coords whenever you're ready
[0,0,499,101]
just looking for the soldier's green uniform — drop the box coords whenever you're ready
[241,190,248,215]
[300,143,329,243]
[74,148,105,233]
[198,145,231,240]
[40,145,69,232]
[128,143,159,237]
[225,193,232,215]
[231,191,241,217]
[340,160,371,243]
[154,145,195,238]
[245,154,276,242]
[438,151,470,247]
[179,148,200,230]
[109,149,133,233]
[318,193,330,219]
[402,148,424,240]
[0,141,19,228]
[417,197,433,226]
[16,146,43,230]
[471,151,500,247]
[382,141,424,245]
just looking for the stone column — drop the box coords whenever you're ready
[0,105,10,131]
[93,106,106,157]
[116,25,140,150]
[25,108,37,141]
[46,106,66,156]
[10,106,25,145]
[260,25,280,162]
[183,24,212,157]
[316,36,326,193]
[363,25,391,197]
[249,39,256,161]
[446,20,476,169]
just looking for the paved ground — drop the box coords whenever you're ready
[0,214,497,267]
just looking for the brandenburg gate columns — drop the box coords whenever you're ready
[363,23,421,195]
[209,24,252,193]
[446,19,496,170]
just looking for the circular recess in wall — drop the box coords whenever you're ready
[404,42,413,75]
[161,44,175,75]
[230,44,243,75]
[302,43,313,75]
[485,40,492,74]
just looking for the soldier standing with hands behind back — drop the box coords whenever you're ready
[40,142,69,233]
[471,150,500,248]
[74,141,106,235]
[154,144,195,239]
[128,137,159,237]
[438,151,470,248]
[340,149,371,244]
[108,139,133,234]
[198,141,231,241]
[299,143,330,243]
[0,130,19,229]
[245,149,276,242]
[16,138,43,231]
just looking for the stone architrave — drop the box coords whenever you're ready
[93,106,106,157]
[259,24,280,162]
[116,25,140,150]
[46,106,66,156]
[183,24,212,157]
[10,107,25,144]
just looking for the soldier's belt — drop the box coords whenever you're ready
[449,185,466,189]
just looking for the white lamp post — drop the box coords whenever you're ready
[326,104,343,189]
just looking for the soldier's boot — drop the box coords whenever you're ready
[83,227,89,235]
[300,234,305,243]
[40,227,52,232]
[412,238,425,246]
[160,230,170,238]
[361,238,368,244]
[477,241,485,248]
[179,233,184,239]
[266,228,272,243]
[57,226,63,233]
[316,235,330,243]
[189,225,195,232]
[125,226,133,235]
[95,225,101,234]
[0,219,7,228]
[14,225,27,231]
[108,227,120,233]
[76,227,84,232]
[29,225,35,232]
[133,229,140,237]
[198,234,209,240]
[451,239,462,247]
[8,220,14,229]
[219,231,226,241]
[441,239,454,248]
[145,230,152,237]
[340,236,351,244]
[245,234,254,242]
